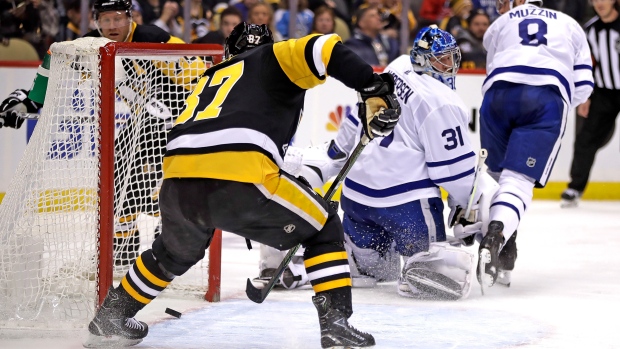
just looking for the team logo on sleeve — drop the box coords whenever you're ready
[526,157,536,168]
[284,224,296,233]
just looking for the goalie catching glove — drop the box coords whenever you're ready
[0,89,41,129]
[357,73,401,139]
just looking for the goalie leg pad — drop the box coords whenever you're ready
[343,231,401,282]
[402,242,475,300]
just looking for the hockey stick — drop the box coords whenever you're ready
[0,110,40,120]
[246,134,371,303]
[464,148,488,220]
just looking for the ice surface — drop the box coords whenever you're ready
[1,201,619,349]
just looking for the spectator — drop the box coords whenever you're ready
[311,5,335,34]
[456,8,489,69]
[248,2,282,40]
[194,5,241,43]
[471,0,498,22]
[132,0,144,24]
[182,0,212,41]
[344,7,398,67]
[0,0,59,58]
[57,0,91,41]
[136,0,165,24]
[383,0,417,37]
[417,0,450,31]
[561,0,620,207]
[275,0,313,39]
[233,0,258,21]
[152,0,182,36]
[440,0,472,37]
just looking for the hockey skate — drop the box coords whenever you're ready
[83,287,148,348]
[560,188,581,208]
[313,293,375,348]
[496,231,518,287]
[477,221,505,289]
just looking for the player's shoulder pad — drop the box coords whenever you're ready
[132,24,173,43]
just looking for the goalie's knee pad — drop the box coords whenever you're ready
[344,233,400,283]
[401,242,475,300]
[299,140,347,190]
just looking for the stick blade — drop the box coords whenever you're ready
[245,278,266,303]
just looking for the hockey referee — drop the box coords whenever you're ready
[562,0,620,207]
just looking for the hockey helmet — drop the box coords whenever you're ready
[225,22,274,59]
[94,0,132,20]
[410,25,461,79]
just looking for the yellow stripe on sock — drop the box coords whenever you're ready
[121,277,150,304]
[312,278,352,293]
[304,251,348,268]
[135,256,170,288]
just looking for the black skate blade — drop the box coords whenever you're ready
[82,333,143,348]
[404,267,462,301]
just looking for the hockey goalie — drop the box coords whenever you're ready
[260,25,500,300]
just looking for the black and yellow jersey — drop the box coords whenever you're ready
[163,33,376,184]
[29,22,207,111]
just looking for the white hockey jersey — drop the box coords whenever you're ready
[482,4,594,107]
[336,55,476,208]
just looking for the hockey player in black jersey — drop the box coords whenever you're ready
[0,0,208,267]
[83,23,400,348]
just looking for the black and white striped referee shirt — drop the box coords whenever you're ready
[585,15,620,90]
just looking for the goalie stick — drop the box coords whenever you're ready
[245,134,371,304]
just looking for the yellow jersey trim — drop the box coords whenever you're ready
[304,251,349,268]
[163,151,280,184]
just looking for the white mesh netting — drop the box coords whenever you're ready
[0,37,220,331]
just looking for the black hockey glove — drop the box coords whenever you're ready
[357,73,401,139]
[0,89,41,129]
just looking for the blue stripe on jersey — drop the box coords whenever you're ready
[344,177,436,198]
[485,65,572,101]
[573,65,592,71]
[427,151,475,167]
[432,167,475,184]
[575,80,595,88]
[346,113,359,126]
[491,201,521,220]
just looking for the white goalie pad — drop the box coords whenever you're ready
[401,242,475,300]
[281,146,304,177]
[259,244,309,289]
[344,233,400,284]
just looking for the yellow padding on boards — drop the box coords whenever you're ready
[304,251,348,268]
[314,182,620,202]
[121,278,150,304]
[313,278,352,293]
[135,256,170,288]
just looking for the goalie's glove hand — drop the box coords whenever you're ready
[0,89,40,129]
[357,73,401,139]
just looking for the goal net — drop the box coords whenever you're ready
[0,37,223,331]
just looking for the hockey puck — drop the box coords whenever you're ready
[165,308,182,318]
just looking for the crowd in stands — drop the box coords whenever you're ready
[0,0,595,68]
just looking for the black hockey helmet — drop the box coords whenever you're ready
[224,22,274,59]
[93,0,132,19]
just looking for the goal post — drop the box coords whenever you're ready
[0,38,224,330]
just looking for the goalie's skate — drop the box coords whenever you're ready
[83,287,148,348]
[477,221,505,291]
[313,294,375,348]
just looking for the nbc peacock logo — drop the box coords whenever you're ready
[326,105,353,131]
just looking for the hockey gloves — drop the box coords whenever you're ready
[357,73,401,139]
[0,89,41,129]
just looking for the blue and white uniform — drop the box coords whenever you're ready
[481,4,593,240]
[335,55,476,257]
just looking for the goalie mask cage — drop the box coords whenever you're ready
[0,37,223,332]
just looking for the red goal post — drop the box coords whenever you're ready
[97,41,224,306]
[0,39,223,331]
